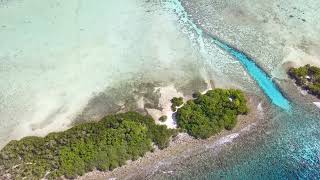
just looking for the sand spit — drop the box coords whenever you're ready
[146,84,211,129]
[146,85,184,129]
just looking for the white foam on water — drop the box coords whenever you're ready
[217,133,240,145]
[205,122,257,150]
[313,102,320,109]
[257,102,265,118]
[240,123,257,133]
[206,133,240,149]
[257,102,263,112]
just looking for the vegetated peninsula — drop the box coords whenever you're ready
[0,89,249,179]
[288,64,320,98]
[0,113,177,179]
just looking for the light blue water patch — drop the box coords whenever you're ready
[166,0,291,111]
[213,40,291,110]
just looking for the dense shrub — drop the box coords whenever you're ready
[0,112,176,179]
[176,89,249,139]
[288,64,320,98]
[171,97,184,111]
[159,115,168,122]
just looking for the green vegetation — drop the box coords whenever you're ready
[176,89,249,139]
[159,115,168,122]
[0,88,249,179]
[0,112,176,179]
[170,97,184,111]
[288,64,320,98]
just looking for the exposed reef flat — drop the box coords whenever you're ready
[182,0,320,79]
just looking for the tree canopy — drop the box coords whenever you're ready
[176,89,249,139]
[0,112,176,179]
[0,89,250,179]
[171,97,184,111]
[288,64,320,98]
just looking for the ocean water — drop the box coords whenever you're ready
[1,0,320,179]
[148,0,320,179]
[150,104,320,179]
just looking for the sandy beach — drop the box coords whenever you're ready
[78,93,264,180]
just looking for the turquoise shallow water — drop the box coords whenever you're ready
[165,0,290,111]
[213,39,291,111]
[0,0,204,147]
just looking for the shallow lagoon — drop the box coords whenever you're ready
[0,0,207,147]
[0,0,259,148]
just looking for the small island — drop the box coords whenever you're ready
[0,89,249,179]
[288,64,320,98]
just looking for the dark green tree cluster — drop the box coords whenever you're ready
[171,97,184,111]
[159,115,168,122]
[176,89,249,139]
[288,64,320,97]
[0,112,176,179]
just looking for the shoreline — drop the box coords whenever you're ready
[78,93,263,180]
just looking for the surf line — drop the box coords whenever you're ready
[165,0,291,110]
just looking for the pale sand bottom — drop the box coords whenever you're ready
[145,85,184,129]
[282,47,320,68]
[78,94,264,180]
